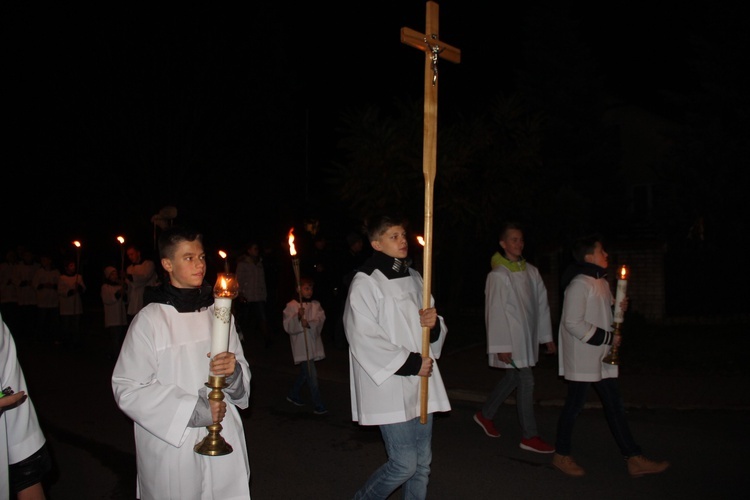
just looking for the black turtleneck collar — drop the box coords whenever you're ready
[359,251,412,280]
[143,281,215,313]
[560,262,607,291]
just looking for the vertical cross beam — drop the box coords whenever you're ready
[401,1,460,424]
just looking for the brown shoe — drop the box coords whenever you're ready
[626,455,670,477]
[552,453,585,477]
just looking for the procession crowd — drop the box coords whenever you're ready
[1,216,669,499]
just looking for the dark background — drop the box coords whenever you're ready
[3,2,742,315]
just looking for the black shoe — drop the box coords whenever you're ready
[286,396,304,407]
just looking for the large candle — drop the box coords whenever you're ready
[210,273,238,374]
[613,265,628,323]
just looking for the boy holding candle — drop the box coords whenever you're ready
[552,233,669,478]
[344,214,450,500]
[112,226,252,499]
[283,276,328,415]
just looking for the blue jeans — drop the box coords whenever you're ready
[481,367,537,439]
[353,415,433,500]
[555,378,642,457]
[288,360,326,412]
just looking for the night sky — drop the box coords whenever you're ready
[3,2,710,266]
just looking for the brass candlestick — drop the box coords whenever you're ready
[602,322,623,365]
[194,374,233,456]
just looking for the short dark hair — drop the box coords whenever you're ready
[498,221,523,240]
[365,214,408,242]
[570,233,603,263]
[158,226,203,259]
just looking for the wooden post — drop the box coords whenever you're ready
[401,1,460,424]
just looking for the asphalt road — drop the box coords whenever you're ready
[14,319,749,499]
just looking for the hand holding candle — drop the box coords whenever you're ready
[613,265,628,323]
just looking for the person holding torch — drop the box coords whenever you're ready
[283,276,328,415]
[343,214,450,500]
[112,226,251,499]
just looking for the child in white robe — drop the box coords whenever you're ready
[112,226,252,500]
[344,214,450,500]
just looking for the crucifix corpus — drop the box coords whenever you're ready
[401,1,460,424]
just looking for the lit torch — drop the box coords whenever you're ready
[288,228,311,371]
[218,250,229,273]
[116,236,125,276]
[288,228,302,303]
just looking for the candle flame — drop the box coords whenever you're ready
[619,265,628,280]
[218,250,227,259]
[220,276,228,289]
[72,240,81,248]
[417,235,425,247]
[288,228,297,257]
[116,236,125,245]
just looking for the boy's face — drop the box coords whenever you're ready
[299,283,314,299]
[161,240,206,288]
[499,228,524,262]
[584,241,608,269]
[127,248,141,263]
[371,225,408,259]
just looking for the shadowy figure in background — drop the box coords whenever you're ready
[473,222,556,454]
[101,266,128,360]
[32,254,60,345]
[57,259,85,349]
[302,233,336,343]
[236,239,272,347]
[283,276,328,415]
[15,249,40,342]
[1,312,53,499]
[0,249,20,336]
[125,244,159,324]
[262,239,283,338]
[333,231,368,350]
[552,233,669,478]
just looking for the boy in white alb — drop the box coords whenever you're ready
[112,226,252,499]
[344,214,450,500]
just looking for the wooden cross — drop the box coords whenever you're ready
[401,1,460,424]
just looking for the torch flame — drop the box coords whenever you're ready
[619,265,628,280]
[288,228,297,256]
[117,236,125,245]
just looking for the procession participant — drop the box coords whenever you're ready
[552,233,669,478]
[112,225,251,499]
[344,214,450,500]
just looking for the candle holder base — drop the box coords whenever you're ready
[602,323,623,365]
[194,375,233,456]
